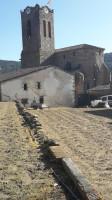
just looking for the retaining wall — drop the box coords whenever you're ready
[16,101,104,200]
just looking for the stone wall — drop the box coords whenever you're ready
[54,47,110,92]
[110,82,112,93]
[1,67,75,107]
[75,72,84,94]
[21,5,55,68]
[39,7,55,65]
[20,4,111,97]
[96,63,110,86]
[21,5,40,68]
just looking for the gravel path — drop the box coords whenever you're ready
[30,107,112,200]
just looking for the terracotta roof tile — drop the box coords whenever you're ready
[0,66,51,82]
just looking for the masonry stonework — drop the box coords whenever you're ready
[21,4,111,94]
[54,46,110,92]
[21,5,55,68]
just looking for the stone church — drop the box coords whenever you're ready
[21,4,110,94]
[0,4,111,107]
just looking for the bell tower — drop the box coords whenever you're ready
[21,4,55,68]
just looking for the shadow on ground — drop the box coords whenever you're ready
[39,142,82,200]
[85,109,112,119]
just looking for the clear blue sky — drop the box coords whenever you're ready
[0,0,112,61]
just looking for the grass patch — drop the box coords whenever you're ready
[11,177,22,184]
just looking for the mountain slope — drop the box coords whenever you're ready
[104,53,112,71]
[0,60,21,73]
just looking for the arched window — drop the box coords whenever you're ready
[48,21,51,38]
[43,20,46,37]
[27,20,31,38]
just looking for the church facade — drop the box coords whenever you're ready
[0,4,111,107]
[21,4,110,95]
[0,4,76,107]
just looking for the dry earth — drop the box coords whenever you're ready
[0,102,80,200]
[30,107,112,200]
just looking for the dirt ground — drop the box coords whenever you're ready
[0,102,80,200]
[30,107,112,200]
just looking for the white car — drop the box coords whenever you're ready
[91,99,102,107]
[99,95,112,107]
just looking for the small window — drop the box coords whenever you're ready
[37,82,41,89]
[43,20,46,37]
[24,83,27,90]
[48,21,51,38]
[63,55,65,59]
[21,98,28,104]
[73,52,76,56]
[39,96,44,104]
[27,20,31,38]
[99,51,101,55]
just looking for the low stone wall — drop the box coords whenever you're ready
[16,101,104,200]
[61,158,103,200]
[16,101,59,146]
[16,101,45,144]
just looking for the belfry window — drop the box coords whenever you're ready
[43,20,46,37]
[48,21,51,38]
[27,20,31,38]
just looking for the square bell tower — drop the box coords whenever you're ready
[21,4,55,68]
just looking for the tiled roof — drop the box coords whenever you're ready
[0,65,73,83]
[0,66,51,83]
[55,44,105,53]
[88,84,110,91]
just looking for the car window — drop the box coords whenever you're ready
[108,96,112,100]
[102,97,107,101]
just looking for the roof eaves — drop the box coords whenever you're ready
[0,66,50,83]
[55,44,105,54]
[0,65,74,83]
[88,84,110,91]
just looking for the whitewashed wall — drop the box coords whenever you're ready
[1,67,75,107]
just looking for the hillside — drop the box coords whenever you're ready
[0,60,21,73]
[104,52,112,71]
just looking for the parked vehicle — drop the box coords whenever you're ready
[91,95,112,108]
[99,95,112,106]
[91,99,102,107]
